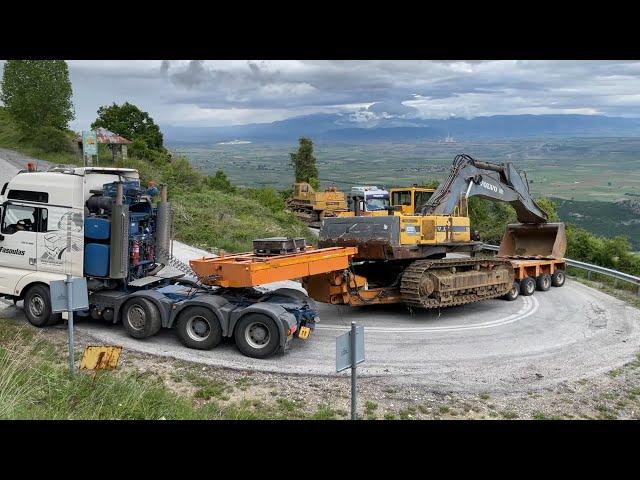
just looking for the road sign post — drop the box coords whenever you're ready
[336,321,364,420]
[82,130,98,166]
[66,275,74,373]
[350,322,357,420]
[51,277,89,373]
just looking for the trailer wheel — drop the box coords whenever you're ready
[234,313,280,359]
[520,277,536,296]
[552,270,566,287]
[503,281,520,301]
[23,284,61,327]
[175,307,222,350]
[121,297,161,339]
[536,274,551,291]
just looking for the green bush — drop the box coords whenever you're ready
[32,126,73,153]
[172,189,315,253]
[245,187,287,214]
[204,169,236,193]
[161,157,202,192]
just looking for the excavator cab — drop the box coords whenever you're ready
[390,187,436,214]
[498,222,566,259]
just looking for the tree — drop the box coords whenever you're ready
[204,169,236,193]
[0,60,75,134]
[289,137,319,189]
[92,102,164,152]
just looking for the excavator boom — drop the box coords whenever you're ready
[421,154,549,224]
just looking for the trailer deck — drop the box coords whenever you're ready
[189,246,358,288]
[506,257,567,280]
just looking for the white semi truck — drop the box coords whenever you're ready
[346,186,390,215]
[0,165,318,358]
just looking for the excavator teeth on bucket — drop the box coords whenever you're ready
[498,222,566,259]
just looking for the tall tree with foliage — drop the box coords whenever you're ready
[289,137,319,189]
[92,102,165,152]
[0,60,75,134]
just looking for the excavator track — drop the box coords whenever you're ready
[400,257,514,309]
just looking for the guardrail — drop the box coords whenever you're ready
[482,244,640,296]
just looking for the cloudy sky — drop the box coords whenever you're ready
[3,60,640,130]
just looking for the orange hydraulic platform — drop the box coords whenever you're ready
[189,246,358,288]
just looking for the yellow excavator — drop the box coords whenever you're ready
[308,154,566,309]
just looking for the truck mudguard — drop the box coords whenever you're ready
[168,294,231,334]
[228,303,296,347]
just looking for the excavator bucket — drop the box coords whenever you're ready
[498,222,566,259]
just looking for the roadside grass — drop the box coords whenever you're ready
[0,108,80,166]
[172,189,314,253]
[0,318,338,420]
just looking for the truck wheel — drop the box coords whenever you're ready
[503,281,520,301]
[24,284,61,327]
[176,307,222,350]
[520,277,536,296]
[551,270,566,287]
[234,313,280,359]
[121,297,161,339]
[536,274,551,291]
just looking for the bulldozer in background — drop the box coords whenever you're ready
[286,182,348,227]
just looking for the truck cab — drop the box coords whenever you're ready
[339,186,390,217]
[0,167,140,299]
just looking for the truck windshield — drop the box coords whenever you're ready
[366,197,390,211]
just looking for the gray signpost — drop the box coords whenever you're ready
[336,322,365,420]
[82,130,98,166]
[51,277,89,373]
[50,211,88,373]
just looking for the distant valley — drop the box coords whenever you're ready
[163,113,640,144]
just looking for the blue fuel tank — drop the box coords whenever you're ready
[85,217,111,240]
[84,243,110,277]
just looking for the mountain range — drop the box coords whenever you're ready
[162,113,640,144]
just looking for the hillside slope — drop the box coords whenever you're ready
[553,197,640,250]
[0,109,314,253]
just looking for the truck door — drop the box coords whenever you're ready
[0,203,40,295]
[36,207,84,276]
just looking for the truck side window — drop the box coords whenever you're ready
[37,208,48,232]
[2,205,37,235]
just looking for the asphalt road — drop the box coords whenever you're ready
[1,151,639,393]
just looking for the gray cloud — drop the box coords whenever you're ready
[367,100,419,117]
[46,60,640,128]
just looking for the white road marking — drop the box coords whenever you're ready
[315,296,539,333]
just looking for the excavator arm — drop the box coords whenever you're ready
[419,154,548,224]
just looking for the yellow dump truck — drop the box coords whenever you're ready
[286,182,347,227]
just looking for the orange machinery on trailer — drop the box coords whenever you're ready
[189,241,566,307]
